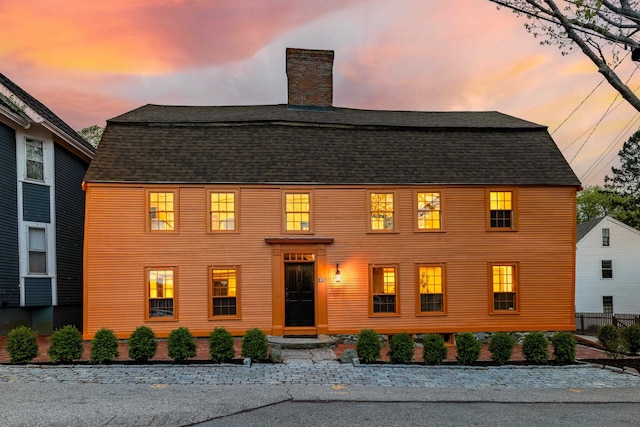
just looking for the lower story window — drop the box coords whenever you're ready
[211,267,238,317]
[418,265,444,313]
[148,268,175,318]
[371,265,397,314]
[603,296,613,314]
[491,263,517,312]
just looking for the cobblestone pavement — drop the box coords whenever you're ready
[1,361,639,389]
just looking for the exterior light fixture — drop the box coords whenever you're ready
[335,264,341,283]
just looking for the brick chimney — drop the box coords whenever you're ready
[286,48,334,108]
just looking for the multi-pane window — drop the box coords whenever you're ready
[492,264,517,311]
[211,267,238,317]
[603,296,613,314]
[148,268,175,318]
[285,193,310,231]
[602,228,610,247]
[371,266,397,314]
[601,260,613,279]
[26,139,44,181]
[417,192,441,230]
[210,192,236,231]
[370,192,394,231]
[28,227,47,274]
[489,191,514,229]
[418,265,444,313]
[149,192,175,231]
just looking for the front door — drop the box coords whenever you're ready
[285,262,315,327]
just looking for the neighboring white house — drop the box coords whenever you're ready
[576,216,640,314]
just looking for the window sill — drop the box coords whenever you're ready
[489,311,520,315]
[415,312,447,317]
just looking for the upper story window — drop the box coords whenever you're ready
[370,265,398,315]
[210,191,236,231]
[284,192,311,232]
[28,227,47,274]
[601,260,613,279]
[25,139,44,181]
[417,264,445,314]
[210,266,239,318]
[491,263,518,312]
[148,191,176,231]
[416,191,442,230]
[369,192,395,232]
[147,268,176,319]
[488,190,516,230]
[602,228,610,247]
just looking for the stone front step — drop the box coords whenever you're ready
[267,334,336,349]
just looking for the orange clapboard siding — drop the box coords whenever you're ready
[83,183,577,339]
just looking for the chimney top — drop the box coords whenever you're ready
[286,48,334,109]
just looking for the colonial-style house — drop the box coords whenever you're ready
[82,48,580,340]
[576,216,640,314]
[0,72,95,334]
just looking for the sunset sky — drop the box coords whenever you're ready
[2,0,639,187]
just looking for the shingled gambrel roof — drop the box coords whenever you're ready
[84,104,581,186]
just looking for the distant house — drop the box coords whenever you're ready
[0,72,95,334]
[82,48,580,340]
[576,216,640,314]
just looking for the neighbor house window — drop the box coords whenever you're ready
[25,139,44,181]
[147,268,175,319]
[488,190,515,230]
[210,191,236,231]
[603,296,613,314]
[28,227,47,274]
[284,192,311,232]
[148,191,176,231]
[601,260,613,279]
[491,263,517,312]
[602,228,610,247]
[369,192,395,231]
[210,267,238,317]
[416,191,442,230]
[370,265,397,314]
[417,265,445,313]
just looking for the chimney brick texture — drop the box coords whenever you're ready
[286,48,334,108]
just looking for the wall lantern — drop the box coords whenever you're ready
[335,264,341,283]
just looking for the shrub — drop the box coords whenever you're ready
[455,333,480,365]
[488,333,515,365]
[550,332,576,363]
[127,326,157,362]
[47,325,84,363]
[241,328,268,362]
[6,326,39,364]
[209,327,236,363]
[422,334,448,365]
[388,333,414,364]
[597,324,619,349]
[167,327,196,362]
[90,328,120,364]
[356,329,382,363]
[622,324,640,355]
[522,332,549,364]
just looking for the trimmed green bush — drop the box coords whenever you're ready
[356,329,382,363]
[167,327,196,362]
[127,326,157,362]
[388,333,414,364]
[209,327,236,363]
[622,324,640,355]
[488,333,515,365]
[550,332,576,363]
[522,332,549,364]
[6,326,39,364]
[597,324,619,349]
[47,325,84,363]
[241,328,268,362]
[455,333,480,365]
[90,328,120,364]
[422,334,448,365]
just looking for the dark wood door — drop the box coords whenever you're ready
[285,263,315,327]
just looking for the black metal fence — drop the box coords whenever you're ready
[575,312,640,335]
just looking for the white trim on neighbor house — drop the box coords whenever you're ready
[576,216,640,313]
